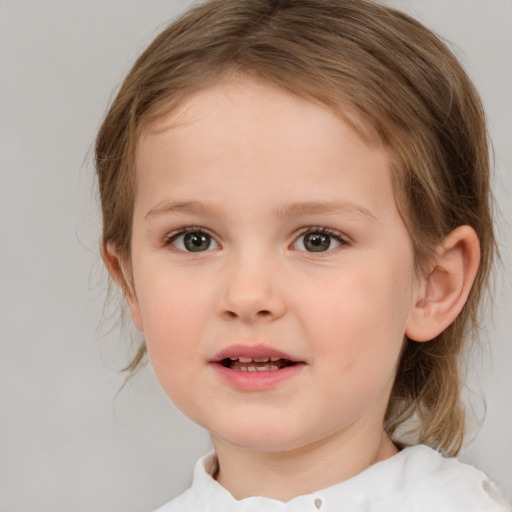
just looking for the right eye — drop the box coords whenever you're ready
[166,229,220,252]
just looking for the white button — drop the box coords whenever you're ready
[314,497,323,509]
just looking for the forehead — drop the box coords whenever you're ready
[135,78,395,220]
[142,73,382,144]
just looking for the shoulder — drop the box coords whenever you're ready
[379,444,511,511]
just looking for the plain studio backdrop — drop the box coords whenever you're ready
[0,1,511,511]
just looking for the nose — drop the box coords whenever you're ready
[218,252,287,323]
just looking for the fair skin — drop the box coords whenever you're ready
[105,78,480,501]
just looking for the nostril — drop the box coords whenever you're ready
[257,309,272,317]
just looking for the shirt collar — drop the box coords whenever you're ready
[190,448,413,512]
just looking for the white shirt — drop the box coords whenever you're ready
[155,445,511,512]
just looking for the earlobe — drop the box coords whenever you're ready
[101,243,144,332]
[405,225,480,342]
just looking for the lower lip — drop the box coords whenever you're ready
[211,363,304,391]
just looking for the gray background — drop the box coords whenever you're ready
[0,1,510,511]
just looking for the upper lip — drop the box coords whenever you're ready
[210,344,302,363]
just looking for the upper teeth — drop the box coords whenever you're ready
[229,357,282,363]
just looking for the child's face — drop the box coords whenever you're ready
[128,78,422,453]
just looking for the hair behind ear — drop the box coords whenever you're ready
[386,338,466,454]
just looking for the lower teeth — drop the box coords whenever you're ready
[239,365,279,371]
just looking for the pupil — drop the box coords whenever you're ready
[184,232,211,252]
[304,233,330,252]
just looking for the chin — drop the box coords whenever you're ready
[210,419,314,453]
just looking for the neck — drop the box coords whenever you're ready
[212,428,398,502]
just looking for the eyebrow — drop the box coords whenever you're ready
[145,200,217,220]
[144,199,377,222]
[273,201,377,221]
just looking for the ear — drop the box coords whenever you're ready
[405,225,480,342]
[101,243,144,332]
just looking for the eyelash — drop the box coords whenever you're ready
[163,226,348,253]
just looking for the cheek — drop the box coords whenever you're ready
[295,259,413,365]
[140,292,203,408]
[136,281,218,423]
[134,270,210,370]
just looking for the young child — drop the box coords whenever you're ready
[95,0,511,510]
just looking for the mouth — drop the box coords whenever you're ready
[211,345,304,390]
[220,356,297,372]
[211,344,303,371]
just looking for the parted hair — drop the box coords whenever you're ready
[95,0,495,456]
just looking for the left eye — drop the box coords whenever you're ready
[168,230,220,252]
[293,230,343,252]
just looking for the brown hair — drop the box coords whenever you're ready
[95,0,495,455]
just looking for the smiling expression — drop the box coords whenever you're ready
[127,78,422,453]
